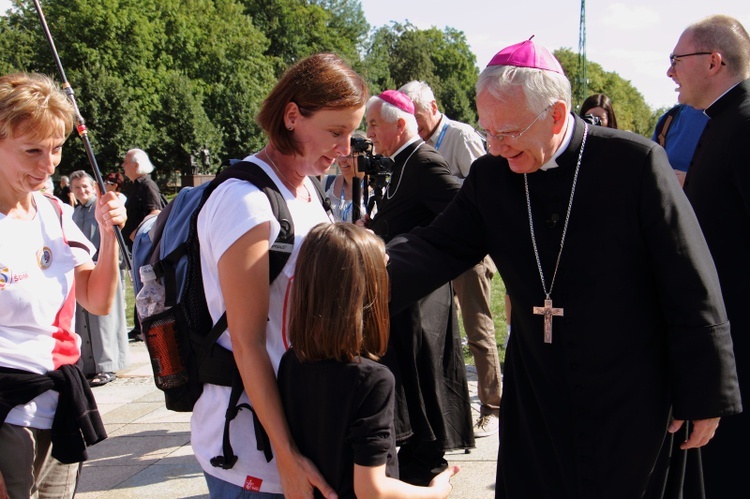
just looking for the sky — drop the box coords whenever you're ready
[3,1,749,110]
[359,0,750,111]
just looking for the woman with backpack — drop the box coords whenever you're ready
[190,53,368,498]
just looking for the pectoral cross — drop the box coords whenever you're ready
[533,298,564,343]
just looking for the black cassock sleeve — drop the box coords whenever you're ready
[387,165,490,315]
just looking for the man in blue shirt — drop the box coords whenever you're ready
[652,104,708,186]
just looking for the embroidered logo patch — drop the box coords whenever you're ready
[243,475,263,492]
[0,266,11,291]
[37,246,53,269]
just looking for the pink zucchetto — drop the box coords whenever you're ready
[486,36,564,75]
[378,90,415,115]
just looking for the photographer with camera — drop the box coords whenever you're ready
[349,134,394,219]
[363,90,474,486]
[324,132,368,222]
[579,93,618,129]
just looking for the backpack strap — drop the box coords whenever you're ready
[201,163,333,339]
[195,161,297,467]
[210,371,273,469]
[45,193,64,226]
[213,161,296,283]
[311,175,333,215]
[656,105,682,148]
[43,193,89,252]
[206,162,331,259]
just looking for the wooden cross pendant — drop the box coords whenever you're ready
[533,298,564,343]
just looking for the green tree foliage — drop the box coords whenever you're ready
[312,0,370,53]
[555,48,660,136]
[0,0,275,181]
[1,1,669,183]
[0,0,372,182]
[363,22,479,125]
[360,25,398,92]
[239,0,367,71]
[151,70,223,175]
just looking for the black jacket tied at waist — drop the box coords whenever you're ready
[0,364,107,464]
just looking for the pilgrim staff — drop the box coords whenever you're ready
[32,0,131,270]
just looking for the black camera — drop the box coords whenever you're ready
[350,137,394,177]
[350,136,371,154]
[349,136,394,215]
[582,114,602,126]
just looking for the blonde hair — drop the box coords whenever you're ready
[289,223,389,363]
[0,73,75,141]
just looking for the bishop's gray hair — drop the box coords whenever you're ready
[366,96,419,133]
[476,65,572,115]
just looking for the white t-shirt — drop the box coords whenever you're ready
[191,157,332,492]
[0,191,95,428]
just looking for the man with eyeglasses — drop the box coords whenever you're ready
[668,15,750,498]
[385,38,741,499]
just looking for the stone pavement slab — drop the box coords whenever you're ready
[77,341,497,498]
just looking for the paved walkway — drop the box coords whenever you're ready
[76,341,498,498]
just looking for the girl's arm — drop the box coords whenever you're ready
[353,463,460,499]
[218,222,336,499]
[0,470,9,499]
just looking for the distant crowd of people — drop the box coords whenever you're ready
[2,12,748,499]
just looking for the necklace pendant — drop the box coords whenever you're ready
[533,298,564,343]
[526,123,587,345]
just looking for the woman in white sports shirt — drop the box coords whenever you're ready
[190,53,368,498]
[0,72,126,498]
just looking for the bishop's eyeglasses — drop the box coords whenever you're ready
[476,105,552,142]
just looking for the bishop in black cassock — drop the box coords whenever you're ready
[387,39,741,499]
[365,90,474,486]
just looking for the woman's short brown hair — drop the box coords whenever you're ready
[104,172,125,190]
[0,73,75,141]
[289,223,389,363]
[256,53,369,156]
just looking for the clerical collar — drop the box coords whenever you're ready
[539,112,574,171]
[704,81,742,118]
[390,135,420,159]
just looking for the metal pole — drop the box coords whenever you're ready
[32,0,132,271]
